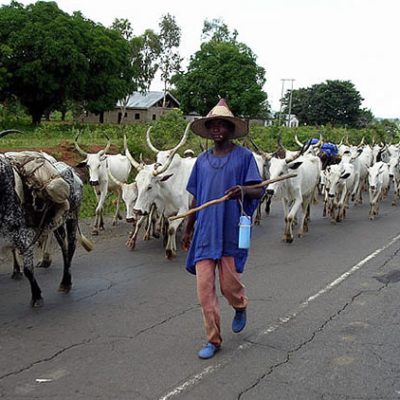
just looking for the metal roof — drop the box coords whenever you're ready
[117,91,180,109]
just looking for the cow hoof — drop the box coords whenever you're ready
[36,259,52,269]
[11,271,23,280]
[58,284,72,293]
[165,250,176,260]
[112,221,117,226]
[152,233,160,239]
[392,202,397,206]
[286,237,293,244]
[31,298,44,308]
[99,226,105,231]
[126,239,136,249]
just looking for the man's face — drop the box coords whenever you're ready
[206,119,233,142]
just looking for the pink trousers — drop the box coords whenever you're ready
[195,256,248,346]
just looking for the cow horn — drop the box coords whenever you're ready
[294,134,303,147]
[172,122,191,152]
[107,168,124,187]
[124,136,143,171]
[249,137,261,154]
[0,129,22,138]
[98,134,111,156]
[146,126,159,154]
[74,131,88,157]
[358,136,365,147]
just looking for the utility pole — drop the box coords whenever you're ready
[287,79,295,127]
[278,78,295,127]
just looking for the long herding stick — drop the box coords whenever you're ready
[169,173,297,222]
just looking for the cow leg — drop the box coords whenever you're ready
[126,215,145,249]
[144,205,156,240]
[11,248,23,280]
[36,233,53,269]
[285,196,301,243]
[22,247,43,307]
[54,224,72,293]
[93,186,107,234]
[254,203,262,225]
[165,219,181,259]
[112,188,122,226]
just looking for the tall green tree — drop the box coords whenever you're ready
[283,80,370,127]
[158,13,182,107]
[173,20,267,119]
[0,1,133,124]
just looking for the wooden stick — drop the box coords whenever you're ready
[169,173,297,221]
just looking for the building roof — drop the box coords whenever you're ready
[117,91,180,109]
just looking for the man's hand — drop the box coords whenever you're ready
[225,185,246,200]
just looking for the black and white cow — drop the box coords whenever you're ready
[0,131,90,306]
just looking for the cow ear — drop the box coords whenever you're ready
[159,173,174,182]
[288,161,303,170]
[76,160,87,168]
[340,172,350,179]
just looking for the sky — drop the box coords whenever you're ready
[2,0,399,118]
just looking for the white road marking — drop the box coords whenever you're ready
[159,233,400,400]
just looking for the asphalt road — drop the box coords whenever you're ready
[1,194,400,400]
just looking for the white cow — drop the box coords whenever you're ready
[107,138,160,249]
[128,123,195,258]
[266,150,321,243]
[387,152,400,206]
[74,133,132,235]
[325,162,356,223]
[367,161,390,220]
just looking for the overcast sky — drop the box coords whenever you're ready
[2,0,399,118]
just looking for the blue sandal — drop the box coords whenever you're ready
[198,342,220,359]
[232,309,247,333]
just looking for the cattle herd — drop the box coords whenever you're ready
[1,126,399,307]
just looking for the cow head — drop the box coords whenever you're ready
[74,131,111,186]
[132,168,174,216]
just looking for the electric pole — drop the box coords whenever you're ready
[278,78,295,127]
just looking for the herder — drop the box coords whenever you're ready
[181,99,264,359]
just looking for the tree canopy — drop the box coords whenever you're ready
[173,20,268,119]
[0,1,134,124]
[282,80,373,128]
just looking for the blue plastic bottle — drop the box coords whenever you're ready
[238,216,251,249]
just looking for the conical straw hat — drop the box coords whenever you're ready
[190,98,248,139]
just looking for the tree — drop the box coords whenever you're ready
[0,2,133,124]
[173,20,268,119]
[283,80,368,127]
[111,18,160,123]
[158,14,182,107]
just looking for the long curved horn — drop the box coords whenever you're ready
[338,137,344,146]
[124,136,143,171]
[0,129,22,138]
[171,122,191,152]
[249,137,261,154]
[146,126,159,154]
[358,136,365,147]
[98,134,111,156]
[107,168,123,187]
[74,131,88,157]
[294,134,303,147]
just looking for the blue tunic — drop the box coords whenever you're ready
[185,145,262,275]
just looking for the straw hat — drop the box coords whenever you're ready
[190,98,248,139]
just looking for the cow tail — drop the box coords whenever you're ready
[77,223,94,252]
